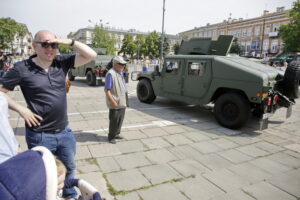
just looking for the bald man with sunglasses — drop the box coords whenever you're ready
[0,30,97,200]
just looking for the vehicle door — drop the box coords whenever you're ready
[183,59,212,99]
[162,59,183,95]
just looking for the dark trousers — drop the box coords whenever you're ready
[108,108,126,140]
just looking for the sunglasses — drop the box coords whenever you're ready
[117,63,126,66]
[35,41,58,49]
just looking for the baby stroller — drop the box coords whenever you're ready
[0,146,102,200]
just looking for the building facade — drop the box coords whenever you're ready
[68,27,180,55]
[179,7,291,57]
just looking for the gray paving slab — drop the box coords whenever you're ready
[242,181,297,200]
[161,125,187,134]
[144,148,178,164]
[139,164,182,184]
[141,137,172,149]
[116,140,148,154]
[141,127,169,137]
[267,152,300,168]
[218,149,253,164]
[182,131,211,142]
[284,143,300,153]
[163,134,193,146]
[226,134,261,145]
[169,159,210,177]
[122,130,148,140]
[253,141,284,153]
[236,145,270,157]
[173,176,225,200]
[115,192,141,200]
[190,141,223,154]
[203,169,250,192]
[114,152,151,170]
[89,143,122,158]
[210,190,255,200]
[211,138,239,149]
[168,145,204,160]
[75,145,93,160]
[268,168,300,198]
[138,183,189,200]
[76,163,100,174]
[196,154,233,171]
[106,169,151,191]
[96,157,121,173]
[228,162,272,183]
[249,157,292,175]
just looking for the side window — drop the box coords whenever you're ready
[165,61,179,75]
[188,62,206,76]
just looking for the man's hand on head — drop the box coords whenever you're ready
[48,36,72,46]
[18,107,43,127]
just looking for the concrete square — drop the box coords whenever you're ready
[116,140,148,154]
[190,141,223,154]
[106,169,151,191]
[144,149,178,164]
[168,145,203,160]
[138,183,188,200]
[96,157,121,173]
[210,190,255,200]
[203,169,249,192]
[182,131,211,142]
[115,152,151,169]
[139,164,182,184]
[163,134,193,146]
[173,176,225,200]
[89,143,121,158]
[169,159,210,177]
[211,138,239,149]
[141,127,168,137]
[218,149,253,164]
[249,157,291,175]
[141,137,172,149]
[196,154,233,171]
[267,152,300,168]
[162,126,187,134]
[75,145,92,160]
[122,130,148,140]
[242,181,296,200]
[116,192,141,200]
[237,145,270,157]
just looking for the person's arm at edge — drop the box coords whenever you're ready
[0,88,42,127]
[51,38,97,67]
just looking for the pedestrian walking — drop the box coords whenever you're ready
[104,56,128,144]
[0,30,97,199]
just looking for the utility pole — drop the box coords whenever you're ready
[160,0,166,62]
[260,17,266,58]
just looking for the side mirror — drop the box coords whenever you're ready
[131,71,141,81]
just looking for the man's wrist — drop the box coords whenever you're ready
[70,39,75,46]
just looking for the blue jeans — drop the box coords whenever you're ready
[26,126,77,198]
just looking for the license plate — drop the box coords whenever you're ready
[260,118,269,130]
[262,113,272,119]
[286,106,292,119]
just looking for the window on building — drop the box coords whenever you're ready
[165,61,179,75]
[273,23,280,32]
[271,40,278,53]
[263,39,269,51]
[220,31,225,35]
[188,62,206,76]
[255,26,260,36]
[247,28,252,37]
[264,25,271,34]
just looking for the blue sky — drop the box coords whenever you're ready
[0,0,295,37]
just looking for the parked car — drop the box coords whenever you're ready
[270,52,300,66]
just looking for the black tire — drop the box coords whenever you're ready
[68,70,75,81]
[137,79,156,104]
[86,71,96,86]
[214,93,250,129]
[282,61,300,100]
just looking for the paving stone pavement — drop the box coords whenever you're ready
[8,78,300,200]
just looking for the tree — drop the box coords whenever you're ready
[135,34,146,58]
[0,18,27,50]
[92,25,116,55]
[144,31,160,58]
[58,44,72,54]
[159,36,170,56]
[119,34,137,57]
[279,1,300,52]
[230,38,242,54]
[173,42,180,54]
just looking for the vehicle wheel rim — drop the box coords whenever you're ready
[139,85,148,98]
[222,103,239,120]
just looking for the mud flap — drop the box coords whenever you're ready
[286,105,292,119]
[259,113,270,130]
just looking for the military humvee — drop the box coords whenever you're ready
[68,48,115,86]
[132,36,300,129]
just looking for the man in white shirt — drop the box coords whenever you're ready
[0,91,18,164]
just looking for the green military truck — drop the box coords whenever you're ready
[68,48,114,86]
[132,36,300,130]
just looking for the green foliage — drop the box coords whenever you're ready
[173,42,180,54]
[230,38,242,54]
[159,35,170,56]
[119,34,137,57]
[92,25,116,55]
[279,1,300,52]
[135,34,146,58]
[0,18,27,50]
[144,31,160,58]
[58,44,72,54]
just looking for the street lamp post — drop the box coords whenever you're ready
[160,0,166,63]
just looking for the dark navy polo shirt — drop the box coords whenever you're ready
[2,54,75,132]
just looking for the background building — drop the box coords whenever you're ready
[68,26,180,55]
[179,7,291,57]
